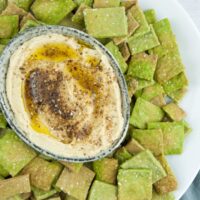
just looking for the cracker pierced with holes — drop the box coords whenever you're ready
[144,9,157,24]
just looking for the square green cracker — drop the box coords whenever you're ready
[163,103,186,121]
[118,169,152,200]
[0,129,37,176]
[84,7,128,38]
[125,138,145,154]
[141,83,164,101]
[130,97,164,129]
[93,0,120,8]
[114,147,132,164]
[144,9,157,24]
[56,166,95,200]
[131,129,164,156]
[106,41,128,73]
[137,78,155,90]
[88,180,117,200]
[128,25,160,55]
[72,3,90,24]
[154,155,177,194]
[148,122,185,155]
[155,53,184,84]
[0,175,31,199]
[150,18,179,58]
[93,158,118,184]
[128,53,158,81]
[113,11,139,45]
[31,0,77,24]
[121,150,166,183]
[128,4,150,37]
[0,15,19,39]
[21,157,63,191]
[163,72,188,95]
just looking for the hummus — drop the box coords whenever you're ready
[6,33,124,158]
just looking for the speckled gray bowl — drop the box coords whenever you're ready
[0,26,130,162]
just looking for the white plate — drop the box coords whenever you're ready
[140,0,200,199]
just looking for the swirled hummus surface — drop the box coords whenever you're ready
[6,34,124,158]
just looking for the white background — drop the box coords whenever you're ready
[179,0,200,30]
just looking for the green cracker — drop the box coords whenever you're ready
[163,72,188,95]
[148,122,185,155]
[0,129,37,176]
[152,190,175,200]
[84,7,128,38]
[21,157,63,191]
[0,15,19,38]
[121,150,166,183]
[155,53,184,84]
[128,53,158,81]
[141,83,164,101]
[74,0,93,6]
[56,166,95,200]
[0,175,31,199]
[31,0,77,24]
[144,9,157,24]
[114,147,132,164]
[163,103,186,121]
[72,3,90,24]
[88,180,117,200]
[128,25,160,55]
[32,186,58,200]
[125,138,144,154]
[131,129,164,156]
[128,4,150,37]
[93,0,120,8]
[106,41,128,73]
[150,18,179,58]
[113,11,139,45]
[61,162,83,173]
[118,169,152,200]
[93,158,118,184]
[11,0,34,11]
[167,87,187,102]
[154,155,177,194]
[130,97,164,129]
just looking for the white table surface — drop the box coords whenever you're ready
[179,0,200,30]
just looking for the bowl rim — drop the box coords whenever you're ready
[0,25,130,162]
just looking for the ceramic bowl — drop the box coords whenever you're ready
[0,26,130,162]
